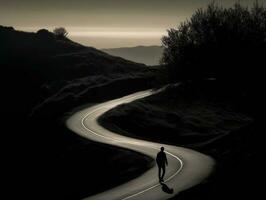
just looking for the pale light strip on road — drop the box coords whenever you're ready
[81,91,184,200]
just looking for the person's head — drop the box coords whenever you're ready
[161,147,164,152]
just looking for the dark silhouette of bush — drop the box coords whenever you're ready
[53,27,68,39]
[37,29,54,40]
[161,2,266,87]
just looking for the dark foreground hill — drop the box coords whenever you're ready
[1,26,155,199]
[102,45,163,66]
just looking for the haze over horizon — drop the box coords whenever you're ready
[1,0,265,48]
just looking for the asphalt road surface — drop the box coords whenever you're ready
[66,89,215,200]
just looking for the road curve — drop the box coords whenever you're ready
[66,89,215,200]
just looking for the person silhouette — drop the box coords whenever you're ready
[156,147,168,182]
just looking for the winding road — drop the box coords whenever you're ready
[66,89,215,200]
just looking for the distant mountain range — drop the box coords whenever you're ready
[102,45,163,66]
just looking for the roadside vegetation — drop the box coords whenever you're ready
[162,2,266,84]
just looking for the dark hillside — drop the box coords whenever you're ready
[1,26,154,199]
[0,26,150,116]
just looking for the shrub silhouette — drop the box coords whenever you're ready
[37,29,54,40]
[161,2,266,86]
[53,27,68,39]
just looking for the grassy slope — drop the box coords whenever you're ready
[99,80,266,199]
[99,81,252,147]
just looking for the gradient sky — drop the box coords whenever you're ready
[1,0,265,48]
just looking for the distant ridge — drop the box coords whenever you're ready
[102,45,163,66]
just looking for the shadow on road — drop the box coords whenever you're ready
[160,183,174,194]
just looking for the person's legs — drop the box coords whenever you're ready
[161,165,166,181]
[158,165,162,181]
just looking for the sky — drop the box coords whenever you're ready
[0,0,265,48]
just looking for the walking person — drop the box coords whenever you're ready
[156,147,168,182]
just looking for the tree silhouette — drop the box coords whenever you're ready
[53,27,68,39]
[161,2,266,85]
